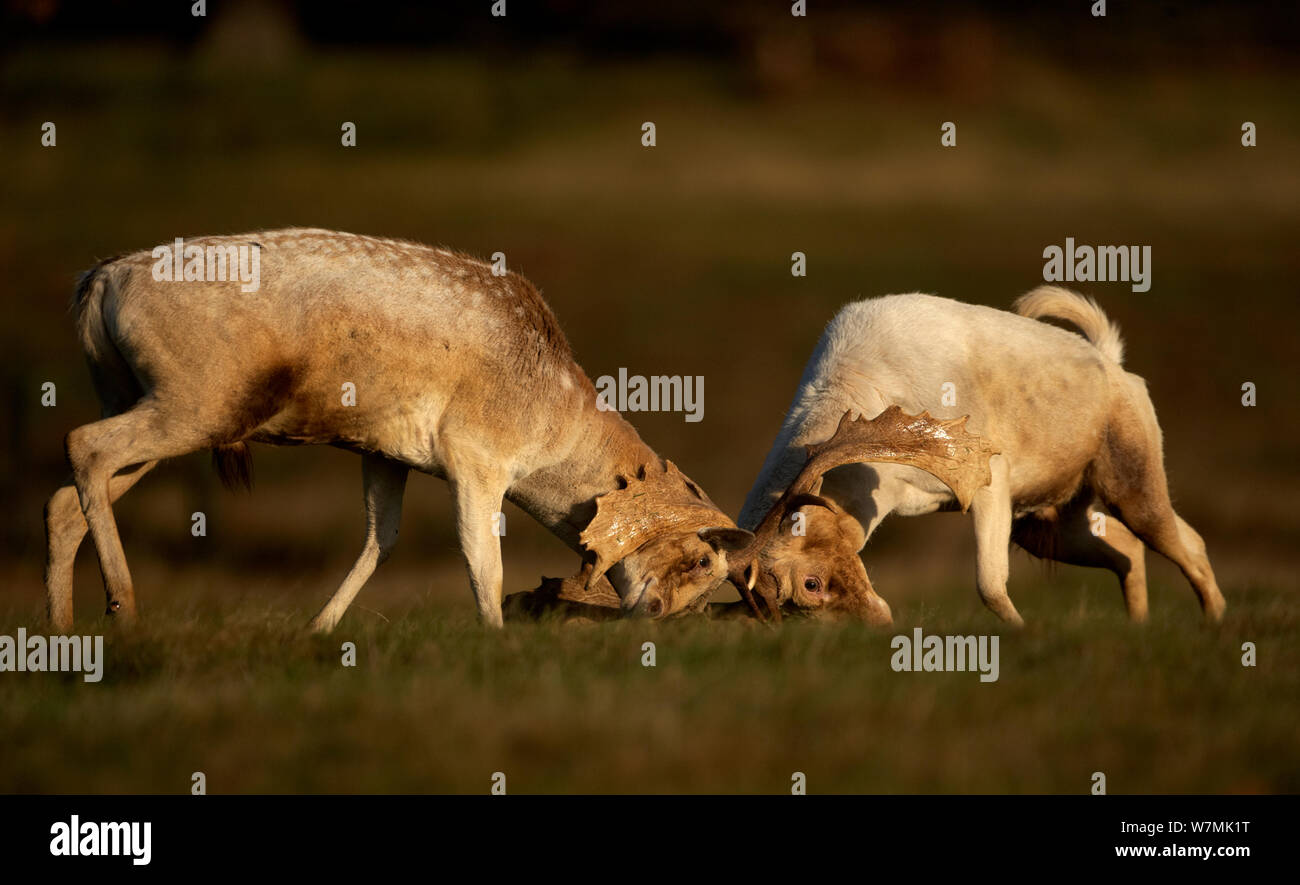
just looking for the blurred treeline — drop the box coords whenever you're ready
[1,0,1297,617]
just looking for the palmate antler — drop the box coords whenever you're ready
[798,406,995,512]
[579,459,745,588]
[502,566,758,624]
[501,567,625,623]
[726,405,998,620]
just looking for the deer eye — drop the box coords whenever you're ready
[803,577,821,592]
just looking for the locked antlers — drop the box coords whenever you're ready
[579,459,750,588]
[724,406,998,620]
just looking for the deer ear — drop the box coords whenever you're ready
[699,527,753,552]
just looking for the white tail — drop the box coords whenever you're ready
[1012,285,1126,365]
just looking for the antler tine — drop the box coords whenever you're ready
[796,405,996,512]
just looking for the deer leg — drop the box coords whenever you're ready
[449,466,511,629]
[308,453,409,633]
[65,403,204,624]
[1012,496,1149,622]
[1111,501,1224,623]
[969,455,1023,626]
[45,461,158,631]
[1092,399,1225,623]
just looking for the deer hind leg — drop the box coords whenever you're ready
[65,402,206,624]
[969,454,1024,626]
[308,453,409,634]
[1105,483,1226,624]
[45,461,158,631]
[1108,499,1223,623]
[448,465,511,629]
[1012,495,1149,622]
[1093,394,1225,623]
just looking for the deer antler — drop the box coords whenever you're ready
[579,459,738,587]
[501,567,625,623]
[796,406,995,512]
[728,405,998,619]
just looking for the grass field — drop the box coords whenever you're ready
[2,38,1298,793]
[0,561,1296,794]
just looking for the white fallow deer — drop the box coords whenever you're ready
[725,287,1225,626]
[44,229,751,631]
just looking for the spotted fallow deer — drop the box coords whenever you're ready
[726,287,1225,626]
[44,228,751,631]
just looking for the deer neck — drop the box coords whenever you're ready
[738,391,864,530]
[506,402,661,554]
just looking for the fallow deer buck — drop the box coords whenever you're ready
[45,228,751,631]
[727,287,1225,626]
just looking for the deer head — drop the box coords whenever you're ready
[580,459,753,618]
[716,406,996,623]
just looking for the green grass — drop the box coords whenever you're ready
[0,574,1294,794]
